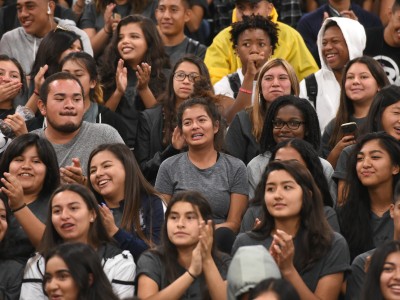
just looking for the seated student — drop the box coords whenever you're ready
[43,243,119,300]
[233,160,350,300]
[99,15,170,149]
[296,0,381,64]
[299,17,366,133]
[155,0,207,67]
[20,184,136,299]
[0,197,24,299]
[88,143,165,262]
[213,14,278,124]
[136,55,214,185]
[0,134,60,261]
[334,85,400,204]
[136,191,231,300]
[338,132,400,261]
[242,138,338,233]
[79,0,157,57]
[246,96,326,198]
[205,0,318,84]
[321,56,389,169]
[224,59,299,164]
[155,97,248,252]
[345,180,400,300]
[361,240,400,300]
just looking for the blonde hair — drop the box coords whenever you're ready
[251,58,300,142]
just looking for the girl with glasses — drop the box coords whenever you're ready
[135,54,213,185]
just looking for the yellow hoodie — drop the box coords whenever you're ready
[205,7,319,84]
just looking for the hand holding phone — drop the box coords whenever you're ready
[341,122,357,136]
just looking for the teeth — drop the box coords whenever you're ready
[19,173,32,177]
[326,54,335,58]
[98,179,110,186]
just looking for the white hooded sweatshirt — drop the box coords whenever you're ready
[299,17,366,132]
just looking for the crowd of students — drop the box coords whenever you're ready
[0,0,400,299]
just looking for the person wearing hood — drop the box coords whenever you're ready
[204,0,318,85]
[0,0,92,77]
[299,17,366,133]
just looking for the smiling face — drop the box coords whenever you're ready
[0,200,7,242]
[117,22,147,68]
[155,0,190,37]
[356,139,399,188]
[381,101,400,141]
[261,65,292,103]
[16,0,52,37]
[44,255,79,300]
[167,201,202,248]
[380,251,400,300]
[173,61,200,103]
[272,105,306,144]
[322,25,349,72]
[265,169,303,220]
[235,28,271,69]
[9,145,46,196]
[181,104,219,149]
[62,60,96,102]
[386,9,400,47]
[345,62,379,104]
[51,190,96,243]
[89,150,126,204]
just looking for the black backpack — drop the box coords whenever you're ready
[305,73,318,108]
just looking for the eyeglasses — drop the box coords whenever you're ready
[173,72,200,83]
[272,120,305,130]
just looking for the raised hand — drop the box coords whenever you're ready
[98,202,119,237]
[1,172,25,210]
[269,229,295,274]
[136,62,152,91]
[60,158,86,185]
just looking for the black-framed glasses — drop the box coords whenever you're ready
[173,72,200,83]
[272,120,305,130]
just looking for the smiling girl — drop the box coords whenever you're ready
[233,160,350,300]
[100,15,170,149]
[136,191,231,300]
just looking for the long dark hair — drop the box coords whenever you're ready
[253,138,333,207]
[0,54,27,95]
[39,184,111,256]
[158,55,211,147]
[339,132,400,260]
[0,133,60,198]
[31,29,82,79]
[154,191,227,296]
[249,278,300,300]
[328,56,389,149]
[100,15,170,97]
[252,160,333,272]
[43,242,119,300]
[260,95,321,153]
[362,240,400,300]
[88,143,159,246]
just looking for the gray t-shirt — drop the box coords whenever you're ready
[247,151,337,204]
[32,121,124,176]
[345,249,375,300]
[333,145,355,181]
[136,250,231,300]
[240,205,340,233]
[164,37,207,67]
[232,232,350,292]
[155,152,248,224]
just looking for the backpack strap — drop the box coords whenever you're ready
[305,73,318,108]
[186,38,201,55]
[227,72,241,99]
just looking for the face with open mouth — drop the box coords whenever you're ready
[380,251,400,300]
[381,101,400,141]
[321,25,349,72]
[9,145,46,196]
[117,22,147,67]
[89,150,126,203]
[17,0,52,38]
[51,190,96,243]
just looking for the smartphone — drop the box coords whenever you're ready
[341,122,357,135]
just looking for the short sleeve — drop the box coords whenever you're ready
[155,159,174,195]
[333,145,354,180]
[230,158,249,196]
[320,233,351,278]
[136,251,163,290]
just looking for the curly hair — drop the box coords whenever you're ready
[230,14,279,54]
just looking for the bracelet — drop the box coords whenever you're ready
[33,89,40,96]
[11,203,27,213]
[186,270,197,280]
[103,26,112,35]
[239,87,252,94]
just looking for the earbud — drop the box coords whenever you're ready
[47,4,51,14]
